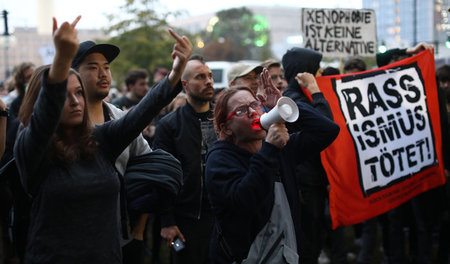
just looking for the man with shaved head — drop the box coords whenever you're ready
[153,55,217,264]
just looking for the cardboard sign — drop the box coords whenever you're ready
[302,8,377,58]
[316,50,445,228]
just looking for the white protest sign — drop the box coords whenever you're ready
[302,8,377,58]
[334,65,436,195]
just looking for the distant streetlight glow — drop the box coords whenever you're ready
[378,41,387,53]
[207,16,219,32]
[446,36,450,48]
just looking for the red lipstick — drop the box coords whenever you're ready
[251,118,262,130]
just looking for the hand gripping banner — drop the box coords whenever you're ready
[316,50,445,228]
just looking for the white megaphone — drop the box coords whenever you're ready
[259,96,299,130]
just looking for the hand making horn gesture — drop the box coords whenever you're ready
[53,16,81,63]
[49,15,81,83]
[167,28,193,88]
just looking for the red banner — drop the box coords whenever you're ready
[316,50,446,228]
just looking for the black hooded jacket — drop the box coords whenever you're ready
[282,47,322,95]
[282,47,333,187]
[205,100,340,263]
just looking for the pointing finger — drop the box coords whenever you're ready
[52,17,58,35]
[71,15,82,28]
[168,28,183,43]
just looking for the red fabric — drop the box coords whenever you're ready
[316,50,445,228]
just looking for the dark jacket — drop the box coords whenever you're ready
[112,95,136,110]
[153,102,216,226]
[9,94,24,118]
[205,101,340,263]
[282,47,333,187]
[14,72,181,264]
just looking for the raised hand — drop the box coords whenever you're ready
[295,72,320,95]
[49,16,81,83]
[52,16,81,63]
[167,29,193,88]
[406,42,434,55]
[257,68,282,110]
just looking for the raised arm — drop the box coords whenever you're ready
[99,29,193,159]
[406,42,434,55]
[14,16,81,194]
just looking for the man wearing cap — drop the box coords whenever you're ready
[71,33,192,264]
[227,62,263,94]
[260,59,287,93]
[71,40,151,183]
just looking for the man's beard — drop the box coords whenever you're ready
[188,89,213,103]
[92,89,109,102]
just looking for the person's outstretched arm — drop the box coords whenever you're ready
[99,29,193,159]
[15,16,81,194]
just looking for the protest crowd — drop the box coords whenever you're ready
[0,10,449,264]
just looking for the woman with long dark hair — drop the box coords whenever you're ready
[14,16,192,263]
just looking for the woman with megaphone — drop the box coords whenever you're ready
[204,69,340,264]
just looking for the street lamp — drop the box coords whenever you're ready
[1,10,10,80]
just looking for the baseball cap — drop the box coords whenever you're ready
[227,63,263,85]
[71,40,120,68]
[260,59,281,69]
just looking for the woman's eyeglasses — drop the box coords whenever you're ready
[226,101,262,121]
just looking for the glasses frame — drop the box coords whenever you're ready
[225,100,262,121]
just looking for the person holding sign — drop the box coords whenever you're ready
[376,42,434,67]
[282,47,337,264]
[435,63,450,264]
[375,42,441,264]
[205,71,339,263]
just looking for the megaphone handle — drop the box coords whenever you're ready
[301,86,313,103]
